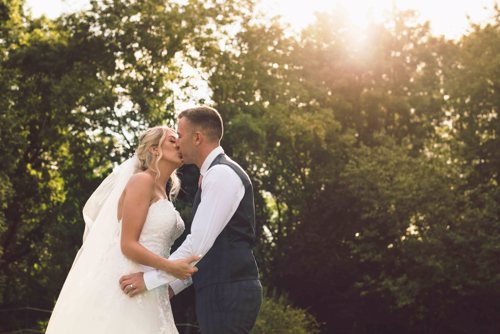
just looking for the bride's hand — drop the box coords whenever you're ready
[164,255,200,279]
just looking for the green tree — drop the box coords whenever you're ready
[253,290,320,334]
[296,9,450,149]
[0,0,244,331]
[444,8,500,187]
[0,0,25,305]
[209,6,499,333]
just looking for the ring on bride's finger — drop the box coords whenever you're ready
[131,284,135,289]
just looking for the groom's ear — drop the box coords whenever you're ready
[193,131,202,145]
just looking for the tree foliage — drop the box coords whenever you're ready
[253,289,320,334]
[208,6,500,334]
[0,0,243,330]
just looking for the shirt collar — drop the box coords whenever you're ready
[200,146,224,176]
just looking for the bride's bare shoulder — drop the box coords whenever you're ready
[118,172,155,218]
[126,171,155,190]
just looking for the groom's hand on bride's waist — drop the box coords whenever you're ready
[119,272,146,297]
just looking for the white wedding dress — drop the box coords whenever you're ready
[46,196,184,334]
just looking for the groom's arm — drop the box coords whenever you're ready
[143,165,244,292]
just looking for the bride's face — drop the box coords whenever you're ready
[159,129,182,167]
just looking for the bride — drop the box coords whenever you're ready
[45,126,199,334]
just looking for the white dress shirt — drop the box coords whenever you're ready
[143,146,245,294]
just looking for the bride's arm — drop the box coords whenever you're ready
[120,173,198,280]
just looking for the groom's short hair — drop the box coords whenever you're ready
[178,106,223,141]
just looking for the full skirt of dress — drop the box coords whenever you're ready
[45,237,178,334]
[45,199,181,334]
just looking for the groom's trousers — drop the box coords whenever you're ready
[195,279,262,334]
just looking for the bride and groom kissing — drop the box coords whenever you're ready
[46,106,262,334]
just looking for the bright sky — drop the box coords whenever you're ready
[26,0,499,39]
[262,0,499,39]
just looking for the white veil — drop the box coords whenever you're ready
[76,155,141,262]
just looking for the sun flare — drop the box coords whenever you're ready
[264,0,499,40]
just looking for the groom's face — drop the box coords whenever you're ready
[176,117,196,164]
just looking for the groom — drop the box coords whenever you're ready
[120,106,262,333]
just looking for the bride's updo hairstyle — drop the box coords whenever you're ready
[135,126,181,200]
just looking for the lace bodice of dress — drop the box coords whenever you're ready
[138,199,185,258]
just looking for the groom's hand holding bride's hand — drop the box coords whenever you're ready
[119,255,199,297]
[166,255,200,280]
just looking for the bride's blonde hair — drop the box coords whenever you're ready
[135,126,181,200]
